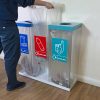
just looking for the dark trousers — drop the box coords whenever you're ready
[0,24,20,87]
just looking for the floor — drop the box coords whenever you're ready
[0,60,100,100]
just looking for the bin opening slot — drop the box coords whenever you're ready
[60,23,72,25]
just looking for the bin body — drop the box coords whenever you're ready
[48,23,82,89]
[17,21,82,91]
[17,21,34,75]
[17,21,48,77]
[27,5,63,77]
[31,21,49,77]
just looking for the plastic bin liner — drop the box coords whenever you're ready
[17,21,42,76]
[28,3,63,24]
[27,4,63,76]
[46,3,64,24]
[48,30,71,88]
[17,3,64,77]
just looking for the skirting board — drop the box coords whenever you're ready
[77,75,100,87]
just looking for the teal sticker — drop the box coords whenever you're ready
[52,38,69,63]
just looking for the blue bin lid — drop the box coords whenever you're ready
[16,21,33,27]
[48,23,82,32]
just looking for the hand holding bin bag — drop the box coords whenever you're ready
[28,3,64,24]
[30,6,48,76]
[27,4,64,76]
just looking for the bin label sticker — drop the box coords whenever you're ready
[20,34,29,54]
[52,38,69,63]
[34,36,47,58]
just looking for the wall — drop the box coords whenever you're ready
[66,0,100,87]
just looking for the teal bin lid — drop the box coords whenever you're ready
[48,23,82,32]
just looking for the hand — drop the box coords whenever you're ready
[34,0,54,9]
[45,2,54,9]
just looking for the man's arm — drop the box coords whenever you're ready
[18,0,54,9]
[17,0,35,7]
[34,0,54,9]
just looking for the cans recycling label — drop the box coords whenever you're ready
[20,34,29,54]
[52,38,69,63]
[34,36,47,58]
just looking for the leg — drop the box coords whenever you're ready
[0,38,3,54]
[1,25,25,91]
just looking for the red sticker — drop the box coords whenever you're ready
[34,36,47,58]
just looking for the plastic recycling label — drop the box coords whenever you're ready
[20,34,29,54]
[52,38,69,63]
[34,36,47,58]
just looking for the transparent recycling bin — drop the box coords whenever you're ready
[31,27,49,77]
[16,21,33,75]
[17,21,48,77]
[27,4,64,77]
[48,23,82,91]
[31,18,49,77]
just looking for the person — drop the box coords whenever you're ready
[0,0,54,91]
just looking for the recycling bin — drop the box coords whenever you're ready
[27,4,63,76]
[31,21,49,77]
[16,21,33,75]
[48,23,82,90]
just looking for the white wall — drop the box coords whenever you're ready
[63,0,100,86]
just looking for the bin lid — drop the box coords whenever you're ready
[16,21,33,27]
[48,23,82,32]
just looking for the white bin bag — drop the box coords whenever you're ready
[27,4,63,76]
[28,6,49,76]
[46,3,64,24]
[29,6,48,35]
[28,3,63,24]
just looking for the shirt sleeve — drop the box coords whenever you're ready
[17,0,35,7]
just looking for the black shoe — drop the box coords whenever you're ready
[7,81,26,91]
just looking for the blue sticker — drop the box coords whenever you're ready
[20,34,29,54]
[52,38,69,63]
